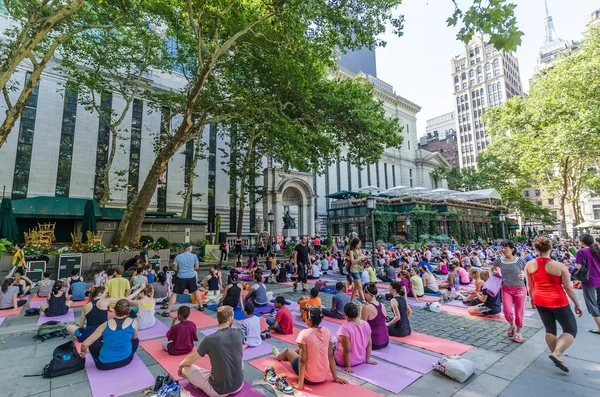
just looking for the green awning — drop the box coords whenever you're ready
[11,197,102,219]
[325,190,360,199]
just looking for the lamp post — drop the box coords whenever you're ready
[499,213,506,241]
[366,196,376,250]
[267,211,275,241]
[406,218,411,243]
[489,223,494,239]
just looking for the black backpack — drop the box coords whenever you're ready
[33,321,69,342]
[42,341,86,378]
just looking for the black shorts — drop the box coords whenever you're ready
[173,277,198,294]
[537,305,577,337]
[296,273,307,284]
[15,267,24,275]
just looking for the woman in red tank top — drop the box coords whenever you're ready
[524,237,583,373]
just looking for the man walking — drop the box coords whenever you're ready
[293,235,310,294]
[161,242,204,316]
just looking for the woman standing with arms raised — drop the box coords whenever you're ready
[525,237,582,372]
[575,234,600,335]
[492,241,527,343]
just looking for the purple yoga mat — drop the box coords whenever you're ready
[85,353,155,397]
[138,320,170,341]
[253,304,274,314]
[320,319,341,336]
[28,299,46,309]
[410,300,428,307]
[37,309,75,325]
[371,343,436,374]
[337,359,421,394]
[0,317,5,327]
[181,381,263,397]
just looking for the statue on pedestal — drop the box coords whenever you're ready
[283,211,296,229]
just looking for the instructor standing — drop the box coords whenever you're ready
[293,236,310,295]
[161,243,204,317]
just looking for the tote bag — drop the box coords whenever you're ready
[483,274,503,297]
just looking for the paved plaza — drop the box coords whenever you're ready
[0,268,598,397]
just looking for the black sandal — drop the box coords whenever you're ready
[161,311,171,317]
[549,355,569,372]
[198,306,205,311]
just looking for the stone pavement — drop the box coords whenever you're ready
[0,274,598,397]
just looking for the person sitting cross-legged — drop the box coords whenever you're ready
[264,296,294,338]
[334,303,377,373]
[79,299,139,370]
[271,307,348,392]
[322,282,349,320]
[163,306,198,356]
[178,306,244,397]
[40,280,72,317]
[299,288,322,325]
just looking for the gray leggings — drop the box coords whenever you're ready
[582,284,600,317]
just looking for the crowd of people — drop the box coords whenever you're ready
[3,230,599,396]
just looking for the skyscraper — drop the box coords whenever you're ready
[337,47,377,77]
[535,0,569,74]
[450,35,523,169]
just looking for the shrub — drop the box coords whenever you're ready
[149,241,162,250]
[140,235,154,245]
[89,243,106,253]
[283,242,297,257]
[156,237,170,250]
[0,238,12,256]
[23,244,42,256]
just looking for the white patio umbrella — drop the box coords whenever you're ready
[358,186,381,195]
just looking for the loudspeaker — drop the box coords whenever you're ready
[26,260,46,282]
[57,253,82,279]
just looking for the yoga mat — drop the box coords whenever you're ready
[140,339,209,380]
[30,294,46,302]
[336,360,421,394]
[440,304,505,322]
[138,319,170,341]
[409,300,428,307]
[0,305,25,316]
[371,343,435,374]
[390,332,472,356]
[320,320,341,336]
[85,353,155,397]
[205,305,250,321]
[269,325,302,344]
[30,298,89,309]
[418,296,440,302]
[253,304,275,314]
[249,356,384,397]
[170,310,218,329]
[181,381,263,397]
[37,309,75,325]
[0,317,5,327]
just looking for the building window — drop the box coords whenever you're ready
[207,124,217,230]
[55,87,78,197]
[375,163,380,188]
[535,189,541,197]
[524,190,529,197]
[12,72,40,200]
[325,165,330,210]
[593,205,600,220]
[347,161,352,191]
[93,93,112,200]
[366,164,371,185]
[548,198,554,205]
[336,156,341,192]
[384,163,389,189]
[392,164,396,186]
[184,140,194,219]
[127,99,143,204]
[157,107,170,212]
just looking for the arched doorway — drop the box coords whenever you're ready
[282,186,304,235]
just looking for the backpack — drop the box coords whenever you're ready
[41,341,86,378]
[33,321,69,342]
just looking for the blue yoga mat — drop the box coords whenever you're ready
[205,305,254,320]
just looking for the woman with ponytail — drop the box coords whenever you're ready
[40,280,72,317]
[125,283,155,330]
[360,282,390,350]
[0,278,27,310]
[492,240,527,343]
[576,234,600,335]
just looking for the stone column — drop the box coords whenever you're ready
[274,194,282,237]
[307,199,314,236]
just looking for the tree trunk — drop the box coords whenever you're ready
[0,0,85,93]
[181,137,203,218]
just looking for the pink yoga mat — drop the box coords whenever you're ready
[249,356,385,397]
[37,309,75,325]
[181,381,263,397]
[390,332,472,356]
[0,305,25,316]
[336,360,421,394]
[138,320,170,341]
[170,310,218,329]
[372,343,436,374]
[140,339,208,380]
[85,353,155,397]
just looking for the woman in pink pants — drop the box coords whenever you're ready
[492,241,527,343]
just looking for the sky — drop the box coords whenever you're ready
[375,0,600,137]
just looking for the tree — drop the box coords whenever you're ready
[483,25,600,235]
[0,0,134,147]
[57,25,166,206]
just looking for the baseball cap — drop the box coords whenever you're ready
[183,242,193,249]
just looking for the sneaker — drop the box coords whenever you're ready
[302,289,308,294]
[264,366,277,384]
[197,305,204,311]
[275,374,294,394]
[513,334,523,343]
[507,327,515,338]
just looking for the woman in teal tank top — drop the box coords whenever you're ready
[79,299,139,370]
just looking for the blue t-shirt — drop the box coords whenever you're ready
[419,260,433,273]
[174,252,198,279]
[331,292,349,318]
[70,282,87,301]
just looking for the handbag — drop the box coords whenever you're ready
[573,249,590,282]
[483,274,502,297]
